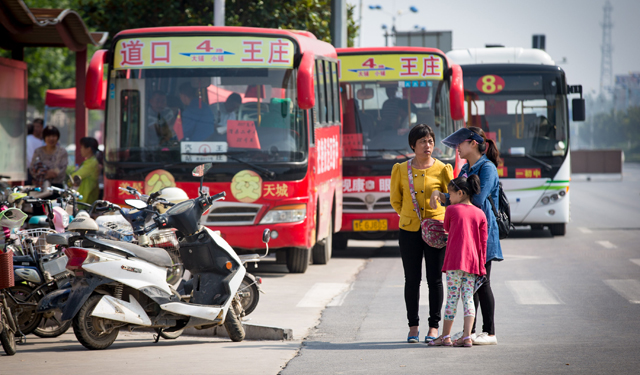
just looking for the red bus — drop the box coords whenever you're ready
[334,47,465,248]
[85,27,342,273]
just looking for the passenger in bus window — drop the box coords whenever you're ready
[178,82,216,141]
[146,91,176,147]
[214,93,243,135]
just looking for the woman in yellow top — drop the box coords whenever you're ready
[390,124,453,343]
[70,137,101,204]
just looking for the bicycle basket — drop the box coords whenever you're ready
[15,228,57,255]
[0,208,28,229]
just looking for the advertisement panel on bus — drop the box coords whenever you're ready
[334,47,465,248]
[86,27,342,273]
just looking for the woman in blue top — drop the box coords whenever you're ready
[430,126,503,345]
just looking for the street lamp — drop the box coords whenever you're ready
[369,5,418,46]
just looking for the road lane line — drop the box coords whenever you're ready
[296,283,350,307]
[596,241,617,249]
[578,227,592,234]
[505,280,562,305]
[630,259,640,268]
[604,280,640,304]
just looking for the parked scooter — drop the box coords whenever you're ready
[38,163,270,349]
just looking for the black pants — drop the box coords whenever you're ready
[472,260,495,335]
[398,229,446,328]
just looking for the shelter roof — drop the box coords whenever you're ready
[0,0,107,51]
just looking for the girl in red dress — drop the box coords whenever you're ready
[429,174,487,347]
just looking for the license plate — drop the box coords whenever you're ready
[353,219,388,232]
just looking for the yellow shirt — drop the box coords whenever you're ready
[70,156,100,204]
[390,159,453,231]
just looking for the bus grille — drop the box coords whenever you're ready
[343,194,394,213]
[201,202,262,226]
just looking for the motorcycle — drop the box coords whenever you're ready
[38,163,270,349]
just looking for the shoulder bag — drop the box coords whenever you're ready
[407,159,448,248]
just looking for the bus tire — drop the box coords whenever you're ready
[548,223,566,236]
[312,219,332,265]
[332,233,348,251]
[286,247,310,273]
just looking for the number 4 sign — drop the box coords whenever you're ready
[227,120,261,149]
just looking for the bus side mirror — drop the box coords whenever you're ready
[85,50,108,110]
[449,64,465,121]
[572,98,585,122]
[297,51,315,110]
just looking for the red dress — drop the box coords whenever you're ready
[442,204,488,276]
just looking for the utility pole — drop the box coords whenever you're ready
[330,0,347,48]
[214,0,225,26]
[358,0,363,47]
[599,0,613,95]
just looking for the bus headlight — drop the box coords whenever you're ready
[259,204,306,224]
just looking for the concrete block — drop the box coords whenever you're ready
[183,323,293,341]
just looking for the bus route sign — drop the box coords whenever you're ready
[339,54,445,82]
[114,36,295,70]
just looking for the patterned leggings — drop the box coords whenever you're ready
[444,270,477,321]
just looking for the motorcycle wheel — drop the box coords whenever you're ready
[237,276,260,317]
[72,295,120,350]
[154,327,184,340]
[8,284,42,335]
[0,310,17,356]
[223,305,245,342]
[33,309,72,338]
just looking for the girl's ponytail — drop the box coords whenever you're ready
[448,174,481,198]
[467,174,481,197]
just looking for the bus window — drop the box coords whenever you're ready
[331,62,340,122]
[326,61,335,123]
[120,89,140,149]
[315,59,327,124]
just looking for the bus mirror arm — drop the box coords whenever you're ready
[297,51,315,110]
[85,50,109,110]
[449,64,465,121]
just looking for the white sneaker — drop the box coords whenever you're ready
[452,331,476,341]
[472,332,497,345]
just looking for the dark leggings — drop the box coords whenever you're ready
[398,229,446,328]
[472,261,495,335]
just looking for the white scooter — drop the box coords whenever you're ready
[39,164,270,350]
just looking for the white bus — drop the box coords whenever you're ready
[447,47,585,235]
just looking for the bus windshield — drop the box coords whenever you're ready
[341,80,456,160]
[463,74,568,159]
[105,67,306,165]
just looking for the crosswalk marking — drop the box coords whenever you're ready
[596,241,617,249]
[505,280,562,305]
[296,283,350,307]
[631,259,640,268]
[327,283,354,307]
[577,227,592,234]
[603,280,640,304]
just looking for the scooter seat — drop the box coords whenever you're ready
[86,237,173,268]
[46,232,80,245]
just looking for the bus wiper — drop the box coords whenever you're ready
[524,154,552,171]
[226,155,276,180]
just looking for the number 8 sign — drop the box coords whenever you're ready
[476,74,505,94]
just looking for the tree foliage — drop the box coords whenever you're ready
[3,0,358,111]
[573,106,640,162]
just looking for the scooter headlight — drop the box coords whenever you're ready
[259,204,306,224]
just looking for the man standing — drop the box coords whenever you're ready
[146,91,176,146]
[178,83,216,141]
[26,118,45,185]
[214,93,243,135]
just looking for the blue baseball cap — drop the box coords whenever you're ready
[441,128,485,149]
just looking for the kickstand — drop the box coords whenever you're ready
[153,333,160,343]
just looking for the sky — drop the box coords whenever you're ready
[348,0,640,97]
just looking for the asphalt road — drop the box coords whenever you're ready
[283,164,640,375]
[2,164,639,375]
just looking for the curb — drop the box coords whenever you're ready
[183,323,293,341]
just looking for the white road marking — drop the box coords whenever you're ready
[504,255,540,261]
[596,241,617,249]
[631,259,640,268]
[604,279,640,304]
[296,283,350,307]
[505,280,562,305]
[577,227,592,234]
[327,283,354,306]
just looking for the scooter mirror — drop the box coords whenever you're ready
[72,175,82,187]
[192,163,213,177]
[125,199,148,210]
[262,228,271,243]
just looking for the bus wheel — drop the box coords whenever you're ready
[332,233,348,251]
[312,219,332,265]
[548,223,566,236]
[286,247,310,273]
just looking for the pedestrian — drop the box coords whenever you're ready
[390,123,453,343]
[26,118,45,185]
[69,137,101,204]
[30,125,68,190]
[430,126,503,345]
[428,174,487,347]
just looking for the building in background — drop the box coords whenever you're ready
[613,73,640,112]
